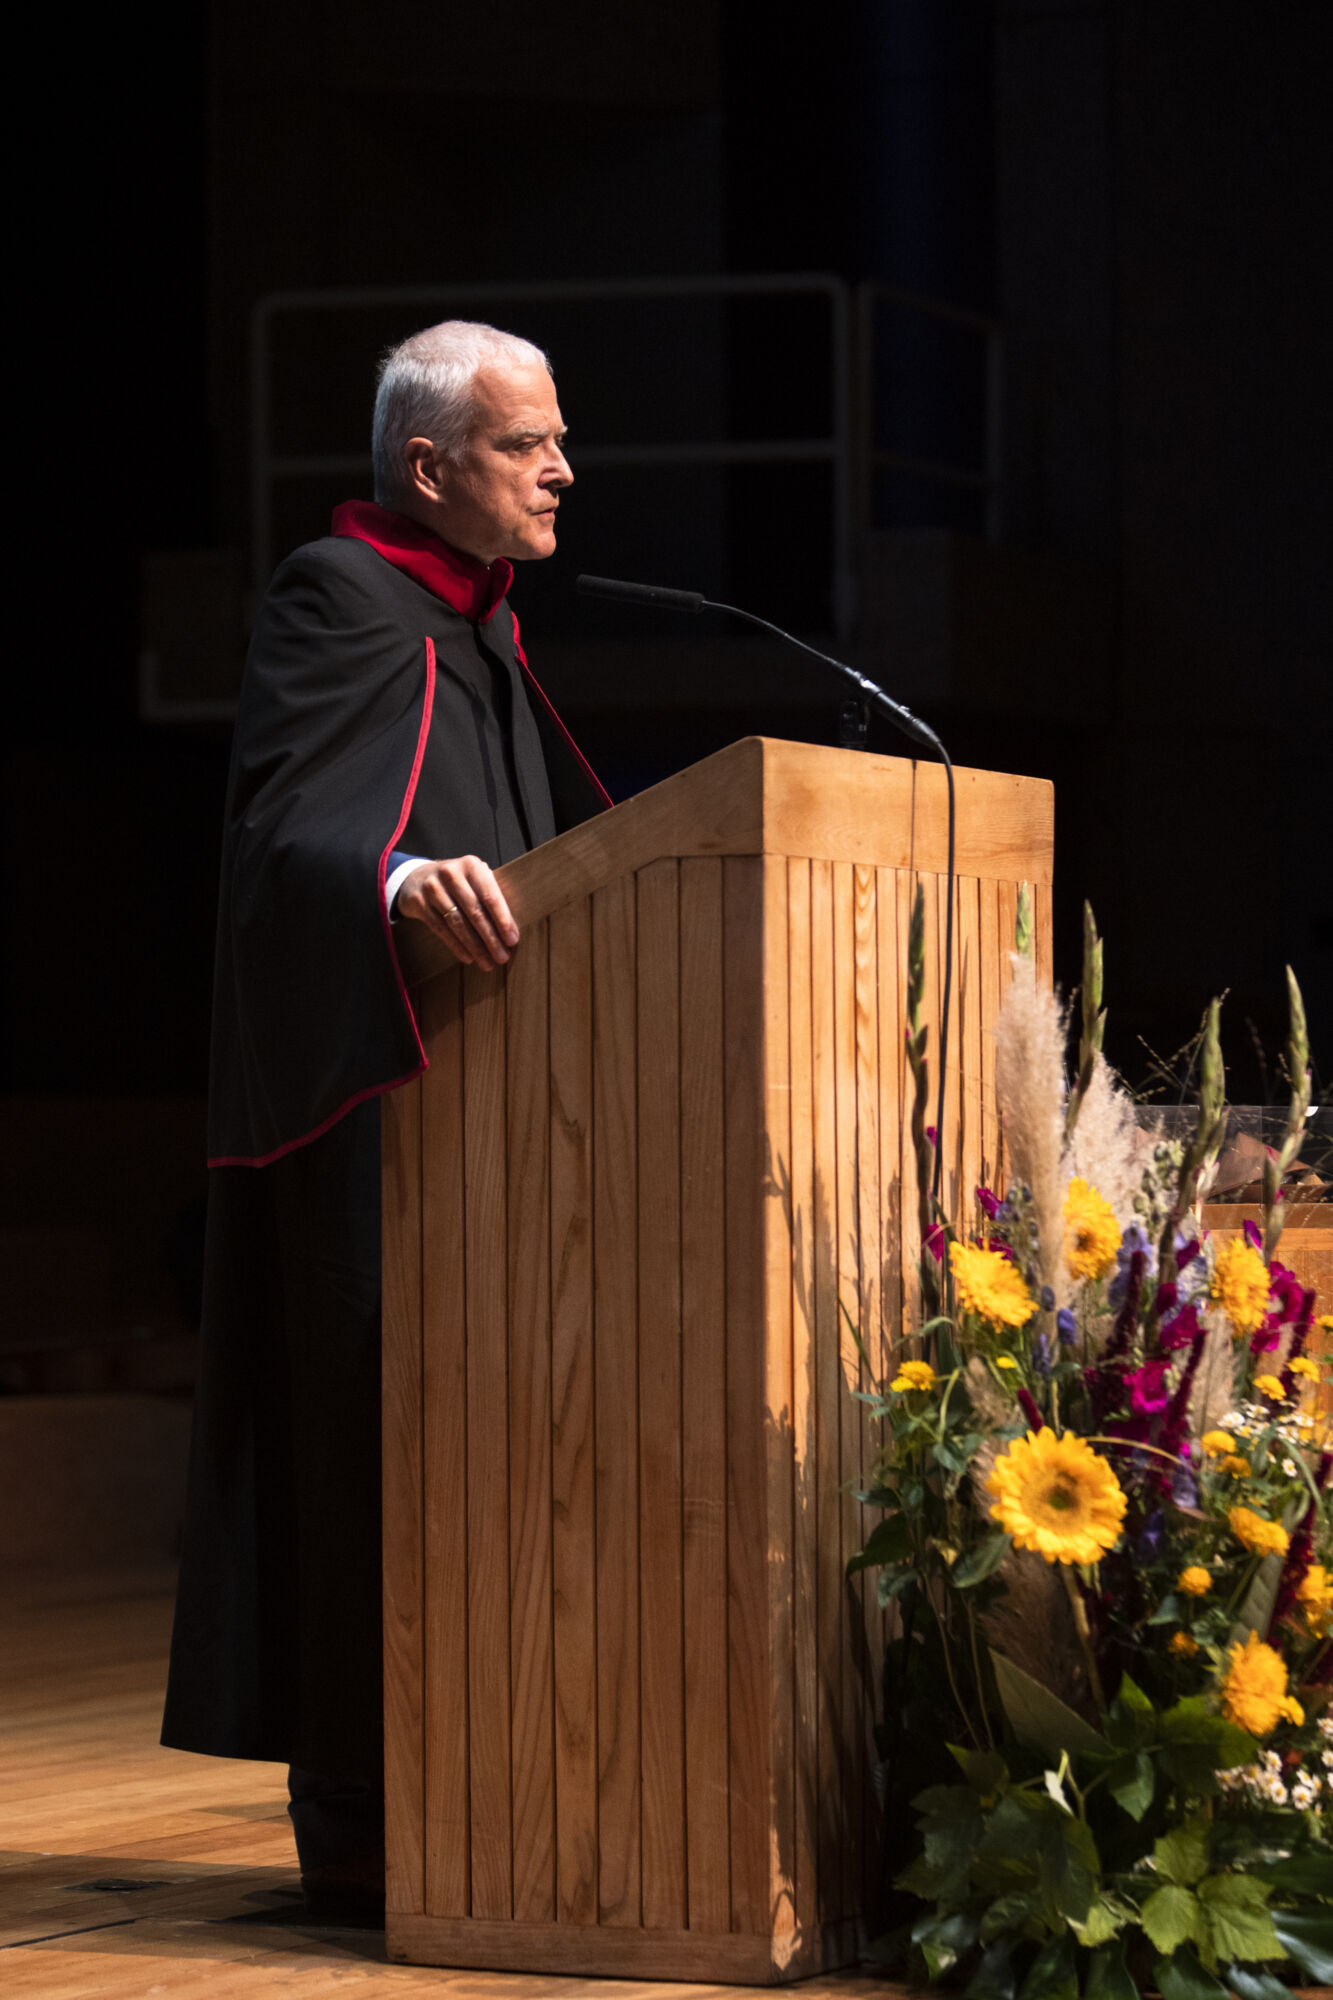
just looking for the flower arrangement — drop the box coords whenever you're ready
[858,892,1332,1998]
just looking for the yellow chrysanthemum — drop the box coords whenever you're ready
[1280,1695,1305,1726]
[1169,1631,1199,1658]
[1062,1177,1120,1282]
[1253,1373,1288,1400]
[1318,1314,1333,1333]
[1211,1238,1271,1336]
[1223,1455,1252,1479]
[950,1241,1036,1329]
[1228,1506,1290,1559]
[1200,1430,1235,1456]
[986,1429,1126,1566]
[1297,1563,1333,1638]
[890,1359,937,1394]
[1177,1566,1212,1597]
[1221,1630,1290,1736]
[1290,1356,1320,1382]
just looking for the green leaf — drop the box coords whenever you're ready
[911,1907,979,1980]
[1106,1749,1155,1820]
[990,1651,1107,1762]
[964,1938,1017,2000]
[952,1528,1011,1588]
[1196,1874,1286,1966]
[1141,1884,1202,1956]
[979,1890,1044,1945]
[1067,1891,1131,1947]
[1017,1932,1076,2000]
[1271,1907,1333,1983]
[1230,1550,1284,1645]
[1153,1947,1232,2000]
[1149,1591,1183,1625]
[1252,1852,1333,1899]
[951,1746,1009,1796]
[1085,1938,1138,2000]
[1226,1966,1295,2000]
[848,1512,915,1573]
[1154,1817,1211,1889]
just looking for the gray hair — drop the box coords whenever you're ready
[371,319,551,506]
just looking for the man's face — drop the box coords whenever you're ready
[431,362,572,564]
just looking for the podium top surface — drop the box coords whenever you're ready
[399,735,1052,991]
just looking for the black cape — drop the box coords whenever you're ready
[207,526,607,1167]
[163,518,607,1777]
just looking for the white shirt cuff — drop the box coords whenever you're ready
[385,855,427,921]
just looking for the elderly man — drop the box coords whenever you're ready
[161,321,608,1917]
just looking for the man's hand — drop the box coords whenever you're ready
[395,856,520,972]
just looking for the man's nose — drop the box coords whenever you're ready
[547,444,573,487]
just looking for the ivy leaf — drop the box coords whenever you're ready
[1141,1885,1202,1956]
[990,1651,1107,1761]
[979,1889,1044,1945]
[1106,1749,1155,1820]
[1149,1591,1183,1626]
[1157,1700,1253,1794]
[911,1907,979,1980]
[964,1937,1017,2000]
[1154,1816,1211,1889]
[1017,1932,1077,2000]
[1270,1908,1333,1984]
[1035,1810,1098,1928]
[952,1528,1011,1588]
[1067,1892,1133,1947]
[1085,1937,1138,2000]
[1153,1947,1233,1999]
[1251,1852,1333,1899]
[1226,1967,1297,2000]
[1196,1874,1286,1967]
[848,1512,915,1573]
[879,1565,922,1605]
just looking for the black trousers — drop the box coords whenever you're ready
[162,1100,384,1782]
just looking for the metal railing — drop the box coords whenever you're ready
[251,274,854,633]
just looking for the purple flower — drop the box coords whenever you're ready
[924,1222,945,1263]
[1040,1285,1056,1311]
[1033,1328,1052,1377]
[1056,1308,1077,1344]
[1155,1280,1179,1315]
[925,1125,938,1148]
[1176,1237,1200,1272]
[1109,1228,1156,1308]
[976,1185,1000,1220]
[1137,1509,1165,1559]
[1242,1218,1262,1251]
[1171,1459,1199,1510]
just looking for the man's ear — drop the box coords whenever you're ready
[404,437,446,504]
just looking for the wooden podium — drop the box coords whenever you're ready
[380,738,1053,1982]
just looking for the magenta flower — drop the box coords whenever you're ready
[1126,1359,1173,1417]
[976,1185,1000,1220]
[1158,1301,1203,1353]
[1242,1218,1262,1251]
[924,1222,945,1263]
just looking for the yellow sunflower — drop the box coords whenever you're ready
[1169,1631,1199,1658]
[1228,1506,1290,1559]
[1296,1563,1332,1638]
[1062,1178,1120,1282]
[890,1359,937,1394]
[986,1429,1126,1565]
[950,1242,1036,1329]
[1221,1630,1290,1736]
[1177,1566,1212,1597]
[1210,1238,1271,1336]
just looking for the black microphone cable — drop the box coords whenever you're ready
[577,575,956,1208]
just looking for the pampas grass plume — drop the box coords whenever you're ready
[993,955,1068,1301]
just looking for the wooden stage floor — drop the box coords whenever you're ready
[0,1567,906,1997]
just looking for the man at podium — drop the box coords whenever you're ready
[161,320,609,1916]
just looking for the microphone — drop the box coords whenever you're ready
[576,568,955,1208]
[576,572,941,757]
[576,573,705,615]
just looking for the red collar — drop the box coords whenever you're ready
[331,500,513,623]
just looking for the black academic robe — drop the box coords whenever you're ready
[162,507,607,1779]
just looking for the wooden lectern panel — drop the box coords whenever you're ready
[383,740,1052,1981]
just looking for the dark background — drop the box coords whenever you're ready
[3,0,1330,1396]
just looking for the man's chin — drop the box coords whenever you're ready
[512,528,559,562]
